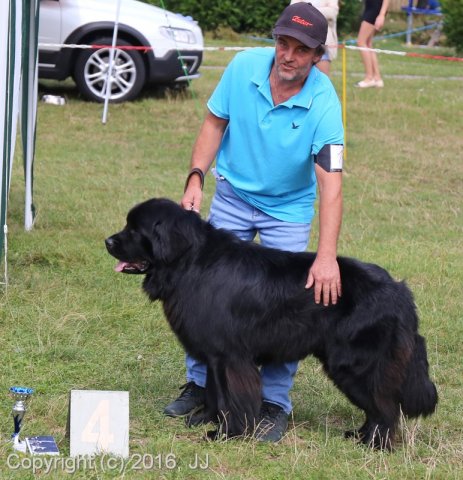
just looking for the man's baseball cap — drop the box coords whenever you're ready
[272,3,328,48]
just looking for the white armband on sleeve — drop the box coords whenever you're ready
[314,144,344,172]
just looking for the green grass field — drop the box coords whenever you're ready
[1,32,462,479]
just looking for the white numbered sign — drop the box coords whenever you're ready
[69,390,129,458]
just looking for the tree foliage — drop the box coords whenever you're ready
[441,0,463,53]
[337,0,362,37]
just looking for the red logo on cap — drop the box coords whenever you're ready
[292,15,313,27]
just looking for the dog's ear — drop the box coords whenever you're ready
[151,210,202,263]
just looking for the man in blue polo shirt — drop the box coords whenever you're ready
[164,2,344,442]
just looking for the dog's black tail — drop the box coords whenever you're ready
[400,334,438,418]
[223,358,261,436]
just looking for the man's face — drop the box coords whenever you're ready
[274,35,322,82]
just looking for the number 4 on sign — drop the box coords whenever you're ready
[81,399,115,450]
[69,390,129,458]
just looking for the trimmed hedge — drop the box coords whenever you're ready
[156,0,363,37]
[161,0,288,33]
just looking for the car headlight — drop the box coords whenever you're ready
[160,27,196,44]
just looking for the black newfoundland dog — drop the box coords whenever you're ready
[106,198,437,449]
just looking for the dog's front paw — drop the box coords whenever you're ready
[185,410,218,428]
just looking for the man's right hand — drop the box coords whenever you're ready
[180,112,228,213]
[181,185,203,213]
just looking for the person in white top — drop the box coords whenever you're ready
[290,0,339,75]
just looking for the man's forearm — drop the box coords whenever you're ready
[186,112,228,190]
[315,166,342,258]
[317,189,342,258]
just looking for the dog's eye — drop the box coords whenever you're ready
[152,220,162,232]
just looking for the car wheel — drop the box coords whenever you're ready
[73,37,146,103]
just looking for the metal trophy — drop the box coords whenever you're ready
[10,386,34,452]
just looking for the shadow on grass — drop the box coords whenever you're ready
[38,79,194,104]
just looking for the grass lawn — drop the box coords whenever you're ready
[1,31,462,479]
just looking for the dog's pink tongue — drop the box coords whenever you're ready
[115,261,128,272]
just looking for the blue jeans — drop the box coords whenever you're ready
[186,173,311,414]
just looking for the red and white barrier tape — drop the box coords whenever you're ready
[38,43,463,62]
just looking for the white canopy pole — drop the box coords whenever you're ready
[23,0,39,231]
[1,0,24,286]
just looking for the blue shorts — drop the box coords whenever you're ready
[320,51,330,62]
[208,173,311,249]
[185,172,312,413]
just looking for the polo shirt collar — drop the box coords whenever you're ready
[288,68,318,109]
[251,53,319,110]
[251,53,275,106]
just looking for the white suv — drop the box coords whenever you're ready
[38,0,204,102]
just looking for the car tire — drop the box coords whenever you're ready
[73,37,146,103]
